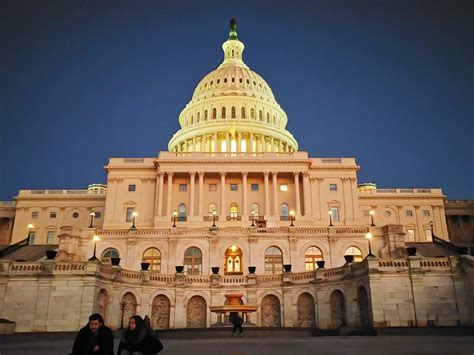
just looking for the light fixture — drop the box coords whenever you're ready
[365,232,374,257]
[369,210,375,226]
[172,210,178,227]
[251,211,255,227]
[289,210,295,226]
[231,245,237,252]
[131,211,138,229]
[26,224,34,245]
[89,211,96,228]
[328,210,333,226]
[89,234,101,261]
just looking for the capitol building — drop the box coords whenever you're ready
[0,20,472,333]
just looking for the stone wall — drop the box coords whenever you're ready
[0,256,472,332]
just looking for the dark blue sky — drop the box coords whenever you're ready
[1,0,473,200]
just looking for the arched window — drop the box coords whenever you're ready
[259,110,263,121]
[101,248,119,264]
[251,108,255,119]
[305,247,324,271]
[281,203,289,221]
[345,246,363,262]
[225,245,242,274]
[251,203,259,217]
[265,246,283,274]
[191,116,194,124]
[267,112,270,122]
[208,203,217,216]
[222,107,226,119]
[231,107,236,118]
[241,107,246,119]
[197,112,200,122]
[204,110,208,120]
[178,203,187,221]
[184,247,202,275]
[142,248,161,272]
[230,203,238,220]
[212,108,217,119]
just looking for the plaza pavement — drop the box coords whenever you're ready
[0,333,474,355]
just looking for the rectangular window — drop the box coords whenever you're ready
[330,207,340,222]
[423,210,430,217]
[251,184,259,191]
[28,231,36,245]
[230,184,238,191]
[329,184,337,191]
[128,184,136,192]
[47,231,55,244]
[406,210,413,217]
[280,184,288,192]
[209,184,217,191]
[179,184,187,192]
[407,229,415,241]
[49,212,57,219]
[425,229,433,242]
[31,211,39,219]
[126,208,134,222]
[94,212,101,218]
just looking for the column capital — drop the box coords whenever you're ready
[189,171,196,177]
[302,171,309,177]
[263,171,270,177]
[166,172,174,177]
[293,171,300,177]
[157,171,165,177]
[220,172,227,177]
[271,171,278,177]
[341,177,350,182]
[316,177,324,182]
[198,171,205,177]
[241,171,248,177]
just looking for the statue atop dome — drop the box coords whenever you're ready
[229,18,238,40]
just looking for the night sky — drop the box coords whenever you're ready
[1,0,472,200]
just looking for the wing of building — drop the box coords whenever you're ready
[0,19,473,333]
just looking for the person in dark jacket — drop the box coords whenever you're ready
[230,312,243,336]
[118,315,163,355]
[72,313,114,355]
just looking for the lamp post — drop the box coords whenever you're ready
[212,210,216,227]
[289,210,295,226]
[328,210,333,226]
[131,211,138,229]
[430,221,435,239]
[119,301,127,330]
[172,210,178,227]
[88,234,101,261]
[365,232,374,257]
[89,212,95,228]
[369,210,375,226]
[26,223,34,245]
[251,211,255,227]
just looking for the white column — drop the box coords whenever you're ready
[272,172,278,216]
[237,131,242,153]
[220,172,226,217]
[198,172,204,217]
[157,173,164,217]
[302,172,311,217]
[242,172,248,216]
[310,177,319,220]
[264,172,270,216]
[213,132,218,153]
[226,132,230,153]
[294,172,301,216]
[249,133,254,153]
[189,172,195,216]
[166,172,173,217]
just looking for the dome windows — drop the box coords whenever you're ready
[204,110,208,120]
[231,107,236,118]
[224,78,228,83]
[217,79,220,84]
[212,108,217,119]
[267,112,270,123]
[253,81,256,86]
[259,110,263,121]
[251,108,255,119]
[246,79,250,84]
[241,107,246,119]
[231,77,235,83]
[239,78,243,83]
[222,107,226,119]
[210,81,214,85]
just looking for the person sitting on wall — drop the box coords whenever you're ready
[117,315,163,355]
[72,313,114,355]
[230,312,243,337]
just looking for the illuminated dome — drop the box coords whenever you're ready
[168,19,298,153]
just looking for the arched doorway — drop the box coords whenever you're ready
[265,246,283,274]
[184,247,202,275]
[186,296,207,328]
[121,292,137,327]
[142,248,161,272]
[225,245,243,275]
[295,293,316,327]
[330,290,346,328]
[357,286,371,328]
[260,295,281,327]
[151,295,171,329]
[96,289,108,321]
[229,203,238,220]
[304,246,324,271]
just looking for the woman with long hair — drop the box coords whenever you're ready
[118,315,163,355]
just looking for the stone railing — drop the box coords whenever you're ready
[359,188,442,195]
[1,256,461,287]
[0,201,15,207]
[18,189,106,196]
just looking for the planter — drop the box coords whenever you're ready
[45,250,57,260]
[175,265,184,273]
[111,257,121,266]
[141,262,150,271]
[283,264,292,272]
[248,266,256,274]
[344,255,354,264]
[211,267,220,274]
[458,247,468,255]
[316,260,326,269]
[406,247,417,256]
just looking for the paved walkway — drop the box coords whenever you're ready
[1,335,474,355]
